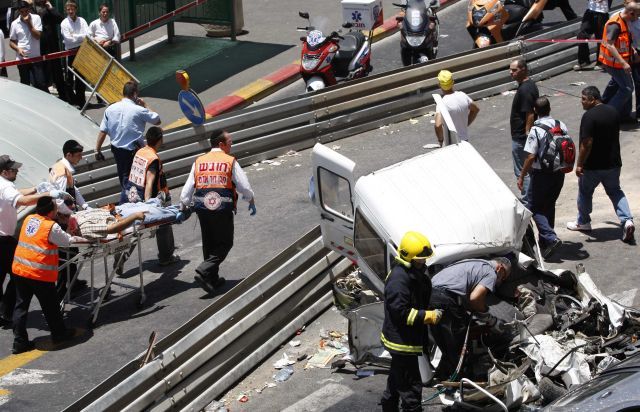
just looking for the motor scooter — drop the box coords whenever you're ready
[394,0,440,65]
[298,11,373,92]
[466,0,546,48]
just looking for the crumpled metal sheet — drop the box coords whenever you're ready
[520,334,591,387]
[576,272,628,331]
[344,302,390,364]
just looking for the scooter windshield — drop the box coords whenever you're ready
[307,30,327,48]
[404,2,428,32]
[306,16,332,49]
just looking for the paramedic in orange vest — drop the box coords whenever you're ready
[11,196,78,354]
[124,126,179,266]
[49,139,89,211]
[179,130,256,294]
[598,2,640,119]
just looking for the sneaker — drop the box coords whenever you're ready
[158,254,181,266]
[623,220,635,243]
[542,239,562,259]
[573,62,591,71]
[12,340,36,354]
[52,328,77,344]
[566,221,592,231]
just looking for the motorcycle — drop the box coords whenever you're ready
[466,0,546,48]
[394,0,440,65]
[298,11,373,92]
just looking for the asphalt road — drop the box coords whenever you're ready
[0,0,635,410]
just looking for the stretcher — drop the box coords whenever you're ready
[58,220,170,326]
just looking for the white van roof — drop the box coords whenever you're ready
[355,142,531,265]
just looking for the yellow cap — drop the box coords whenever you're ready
[438,70,454,90]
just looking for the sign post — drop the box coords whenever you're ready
[176,70,206,125]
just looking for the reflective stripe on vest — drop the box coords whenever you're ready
[599,14,632,69]
[407,308,419,326]
[380,333,423,354]
[125,146,167,203]
[12,215,59,283]
[193,151,237,212]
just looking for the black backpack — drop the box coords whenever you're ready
[536,120,576,173]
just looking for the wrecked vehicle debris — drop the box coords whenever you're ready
[310,142,640,409]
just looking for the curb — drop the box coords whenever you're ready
[166,1,453,130]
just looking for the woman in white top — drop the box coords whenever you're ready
[89,3,120,57]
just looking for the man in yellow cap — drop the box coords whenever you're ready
[434,70,480,146]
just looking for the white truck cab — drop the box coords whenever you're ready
[311,141,532,296]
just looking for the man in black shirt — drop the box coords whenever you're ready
[509,58,539,205]
[33,0,67,102]
[567,86,635,243]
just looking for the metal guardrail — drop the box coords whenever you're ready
[64,226,352,411]
[73,18,586,207]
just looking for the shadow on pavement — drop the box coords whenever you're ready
[122,36,294,100]
[197,278,242,299]
[545,240,589,263]
[584,221,623,243]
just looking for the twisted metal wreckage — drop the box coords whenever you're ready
[314,143,640,410]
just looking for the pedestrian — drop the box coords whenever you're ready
[433,70,480,146]
[48,139,89,211]
[89,3,120,57]
[9,0,48,92]
[123,126,180,266]
[544,0,578,21]
[625,0,640,119]
[598,2,639,120]
[517,97,568,258]
[429,258,511,380]
[33,0,67,102]
[95,80,161,204]
[179,130,257,294]
[567,86,635,242]
[0,25,7,77]
[574,0,611,71]
[11,196,77,354]
[380,231,441,412]
[60,0,88,108]
[509,58,539,205]
[0,155,68,331]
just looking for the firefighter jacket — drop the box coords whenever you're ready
[381,260,432,355]
[193,151,237,213]
[12,214,59,283]
[125,146,169,203]
[599,13,632,68]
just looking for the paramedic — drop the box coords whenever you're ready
[430,258,511,380]
[11,196,78,354]
[180,130,256,295]
[124,126,179,266]
[380,231,442,412]
[49,139,89,211]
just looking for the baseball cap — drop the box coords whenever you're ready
[438,70,454,91]
[0,155,23,172]
[63,139,84,155]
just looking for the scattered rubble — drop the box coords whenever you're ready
[273,353,296,369]
[273,366,294,382]
[409,118,419,125]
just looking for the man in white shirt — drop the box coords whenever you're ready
[9,1,48,92]
[434,70,480,146]
[89,3,120,57]
[60,0,88,107]
[0,155,67,330]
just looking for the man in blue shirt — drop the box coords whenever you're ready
[95,81,161,203]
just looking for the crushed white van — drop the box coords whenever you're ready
[311,141,533,296]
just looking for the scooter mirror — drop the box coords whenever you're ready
[300,36,306,42]
[395,15,403,22]
[342,22,353,29]
[299,11,310,19]
[392,3,406,7]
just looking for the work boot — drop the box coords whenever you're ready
[542,239,562,259]
[12,340,36,354]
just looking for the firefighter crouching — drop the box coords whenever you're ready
[380,231,443,412]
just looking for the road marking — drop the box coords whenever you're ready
[282,383,354,412]
[0,350,46,378]
[234,78,275,101]
[0,368,59,385]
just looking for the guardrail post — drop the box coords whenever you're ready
[230,0,236,41]
[167,0,176,44]
[128,0,137,61]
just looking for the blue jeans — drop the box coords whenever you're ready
[512,139,530,205]
[602,66,633,118]
[530,170,565,246]
[577,167,633,226]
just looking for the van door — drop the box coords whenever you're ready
[311,143,357,262]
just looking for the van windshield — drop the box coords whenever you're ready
[354,209,387,281]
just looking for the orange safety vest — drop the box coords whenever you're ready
[12,214,59,283]
[49,160,74,192]
[125,146,168,203]
[599,14,632,68]
[193,151,237,212]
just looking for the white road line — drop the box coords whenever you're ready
[281,383,354,412]
[122,35,169,60]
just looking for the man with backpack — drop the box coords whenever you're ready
[518,97,574,258]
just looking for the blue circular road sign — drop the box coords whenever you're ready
[178,89,206,125]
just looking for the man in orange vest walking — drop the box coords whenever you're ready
[179,130,256,294]
[599,2,640,120]
[11,196,77,354]
[124,126,179,266]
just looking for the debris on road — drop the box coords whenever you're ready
[355,369,375,378]
[570,81,586,86]
[306,348,345,369]
[289,340,301,347]
[237,393,249,403]
[409,118,419,125]
[255,382,277,394]
[273,365,294,382]
[273,353,296,369]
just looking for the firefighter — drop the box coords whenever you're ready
[380,231,442,412]
[124,126,179,266]
[11,196,77,354]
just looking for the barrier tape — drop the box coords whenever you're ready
[0,0,209,68]
[523,38,603,43]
